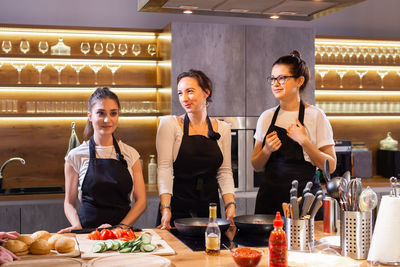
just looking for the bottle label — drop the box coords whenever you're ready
[206,234,220,250]
[209,206,217,218]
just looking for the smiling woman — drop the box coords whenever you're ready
[59,87,147,233]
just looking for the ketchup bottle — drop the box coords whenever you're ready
[269,211,288,267]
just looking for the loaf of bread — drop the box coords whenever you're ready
[29,239,51,255]
[17,234,34,247]
[2,240,29,256]
[31,230,52,241]
[55,237,75,253]
[48,234,64,250]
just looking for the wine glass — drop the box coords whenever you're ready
[32,63,47,84]
[105,43,115,57]
[93,43,103,55]
[132,44,141,56]
[368,47,376,63]
[19,40,30,54]
[147,44,156,56]
[118,43,128,56]
[52,63,66,85]
[106,64,120,85]
[377,70,388,89]
[377,48,385,64]
[325,46,333,62]
[385,48,393,64]
[89,64,103,85]
[2,40,12,54]
[70,64,85,85]
[336,70,347,88]
[354,47,362,63]
[347,47,355,63]
[339,46,348,63]
[11,63,27,84]
[317,69,329,88]
[332,46,340,62]
[318,46,326,62]
[38,41,49,54]
[361,47,369,63]
[80,42,90,55]
[355,70,368,88]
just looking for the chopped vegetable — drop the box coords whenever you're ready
[92,233,157,253]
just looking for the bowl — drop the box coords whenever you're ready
[231,247,264,267]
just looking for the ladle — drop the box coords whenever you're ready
[322,159,341,200]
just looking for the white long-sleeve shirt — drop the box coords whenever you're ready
[156,115,235,196]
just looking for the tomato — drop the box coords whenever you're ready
[88,230,101,240]
[112,228,124,239]
[100,229,113,240]
[127,229,136,240]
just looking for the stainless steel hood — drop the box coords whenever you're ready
[138,0,365,21]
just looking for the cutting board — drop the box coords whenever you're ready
[76,229,175,259]
[2,257,84,266]
[87,254,171,267]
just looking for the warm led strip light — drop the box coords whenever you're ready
[316,90,400,96]
[0,116,158,121]
[0,27,157,39]
[315,38,400,47]
[0,57,158,66]
[316,64,400,71]
[0,87,157,93]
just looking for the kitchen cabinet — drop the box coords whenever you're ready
[0,24,171,187]
[170,22,315,117]
[0,205,20,232]
[314,37,400,176]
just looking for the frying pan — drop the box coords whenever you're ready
[174,217,230,237]
[233,214,276,234]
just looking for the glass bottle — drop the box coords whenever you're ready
[205,203,220,256]
[51,37,71,56]
[269,211,287,267]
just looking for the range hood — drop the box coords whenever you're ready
[138,0,365,21]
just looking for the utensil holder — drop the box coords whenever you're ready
[340,210,372,259]
[285,218,314,251]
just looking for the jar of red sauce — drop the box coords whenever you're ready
[268,211,287,267]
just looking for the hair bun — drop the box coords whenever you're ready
[290,50,302,59]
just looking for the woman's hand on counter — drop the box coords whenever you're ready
[57,224,82,234]
[158,208,172,230]
[225,205,236,225]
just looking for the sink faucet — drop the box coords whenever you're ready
[0,157,26,190]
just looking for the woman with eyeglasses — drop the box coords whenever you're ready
[251,51,336,216]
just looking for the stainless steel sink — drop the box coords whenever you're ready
[3,186,64,195]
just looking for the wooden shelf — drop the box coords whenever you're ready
[0,84,162,88]
[316,87,400,91]
[326,113,400,116]
[316,62,400,67]
[0,112,167,117]
[0,54,163,61]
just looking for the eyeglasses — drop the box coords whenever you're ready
[266,75,295,86]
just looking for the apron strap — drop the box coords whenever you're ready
[183,114,190,136]
[271,100,305,127]
[183,114,220,140]
[270,105,281,126]
[89,136,96,159]
[112,135,128,168]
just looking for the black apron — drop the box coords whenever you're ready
[167,114,224,226]
[79,136,133,228]
[255,101,322,215]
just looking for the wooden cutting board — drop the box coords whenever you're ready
[2,257,84,266]
[87,254,171,267]
[76,229,175,259]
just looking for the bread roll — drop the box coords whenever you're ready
[55,237,75,253]
[2,240,29,256]
[48,234,63,250]
[29,239,51,255]
[31,230,51,241]
[17,234,34,247]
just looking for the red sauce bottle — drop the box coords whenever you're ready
[269,211,288,267]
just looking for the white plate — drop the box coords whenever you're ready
[87,254,171,267]
[319,236,340,248]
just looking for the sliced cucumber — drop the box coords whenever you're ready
[93,242,106,253]
[104,240,113,250]
[119,247,132,253]
[142,243,157,252]
[111,240,120,250]
[141,233,152,244]
[119,241,130,249]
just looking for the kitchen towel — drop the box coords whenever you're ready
[367,195,400,264]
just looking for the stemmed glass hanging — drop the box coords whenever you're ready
[38,41,49,54]
[106,64,120,85]
[368,47,376,63]
[355,70,368,88]
[347,47,355,63]
[385,48,392,64]
[70,64,85,85]
[377,48,385,64]
[318,46,326,62]
[52,63,67,85]
[336,70,347,88]
[361,47,369,63]
[317,69,329,88]
[377,70,388,89]
[105,43,115,57]
[11,63,27,84]
[333,46,340,62]
[81,42,90,55]
[89,64,103,85]
[94,43,103,55]
[339,46,348,63]
[2,41,12,54]
[132,44,141,56]
[118,44,128,56]
[147,44,156,56]
[19,40,30,54]
[32,63,47,84]
[325,46,333,62]
[354,47,362,63]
